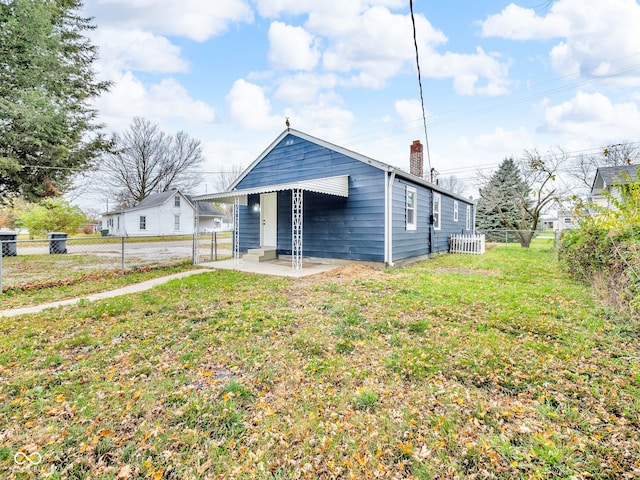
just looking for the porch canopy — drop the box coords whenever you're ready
[193,175,349,273]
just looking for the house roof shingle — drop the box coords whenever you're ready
[591,165,639,193]
[103,190,223,216]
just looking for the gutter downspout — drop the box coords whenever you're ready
[428,190,433,256]
[386,169,396,266]
[473,201,477,234]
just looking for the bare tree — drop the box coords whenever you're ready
[212,164,243,193]
[477,148,566,247]
[100,117,204,207]
[572,142,639,192]
[437,175,466,196]
[208,164,244,216]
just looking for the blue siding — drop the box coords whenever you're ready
[391,178,430,261]
[237,135,386,262]
[238,197,260,249]
[391,177,476,259]
[432,194,475,252]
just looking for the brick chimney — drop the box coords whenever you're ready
[410,140,423,178]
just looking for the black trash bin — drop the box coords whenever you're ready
[100,229,109,237]
[48,232,68,254]
[0,230,18,257]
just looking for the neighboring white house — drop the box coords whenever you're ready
[541,210,577,232]
[101,190,225,236]
[590,165,639,209]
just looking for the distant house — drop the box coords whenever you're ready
[590,165,639,209]
[194,128,476,266]
[101,190,224,236]
[556,210,578,230]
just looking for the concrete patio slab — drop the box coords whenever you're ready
[199,258,340,277]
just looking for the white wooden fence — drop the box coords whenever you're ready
[449,234,486,255]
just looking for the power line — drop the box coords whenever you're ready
[409,0,433,181]
[334,51,640,152]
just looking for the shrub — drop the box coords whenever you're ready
[559,168,640,319]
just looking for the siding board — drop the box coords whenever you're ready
[237,135,386,262]
[235,132,475,263]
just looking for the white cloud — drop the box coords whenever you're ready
[274,73,338,104]
[200,139,253,184]
[321,7,446,84]
[394,99,424,128]
[94,73,215,130]
[428,48,511,96]
[481,0,640,84]
[92,29,188,79]
[86,0,254,42]
[541,91,640,141]
[226,79,282,130]
[283,92,355,141]
[474,126,532,152]
[268,22,320,71]
[480,3,569,40]
[255,0,405,20]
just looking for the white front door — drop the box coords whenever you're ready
[260,192,277,247]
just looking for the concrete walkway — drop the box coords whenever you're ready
[0,269,213,318]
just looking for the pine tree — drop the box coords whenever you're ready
[476,158,533,245]
[0,0,110,203]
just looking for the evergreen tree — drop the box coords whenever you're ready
[476,158,532,244]
[0,0,110,203]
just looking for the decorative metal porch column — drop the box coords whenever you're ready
[233,196,240,266]
[193,201,200,264]
[292,188,303,273]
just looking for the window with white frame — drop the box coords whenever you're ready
[174,195,180,207]
[466,205,471,230]
[433,193,441,230]
[406,186,417,231]
[174,214,181,230]
[139,215,146,230]
[453,201,459,222]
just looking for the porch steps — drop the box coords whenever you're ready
[243,248,277,263]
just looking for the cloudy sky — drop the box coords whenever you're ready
[79,0,640,205]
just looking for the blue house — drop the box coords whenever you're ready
[194,129,475,269]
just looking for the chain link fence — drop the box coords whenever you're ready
[0,232,232,292]
[477,229,560,245]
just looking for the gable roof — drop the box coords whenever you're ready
[591,165,639,194]
[135,190,181,209]
[103,190,223,216]
[224,128,474,204]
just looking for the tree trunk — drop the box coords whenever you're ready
[517,230,534,248]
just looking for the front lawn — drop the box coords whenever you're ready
[1,242,639,478]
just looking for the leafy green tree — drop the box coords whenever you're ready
[17,199,86,237]
[0,0,110,203]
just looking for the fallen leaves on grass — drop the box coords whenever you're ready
[1,249,639,478]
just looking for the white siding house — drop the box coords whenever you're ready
[590,165,639,210]
[101,190,224,236]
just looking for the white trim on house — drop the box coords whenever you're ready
[433,193,441,230]
[194,175,349,204]
[229,128,476,205]
[406,186,417,231]
[466,205,471,230]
